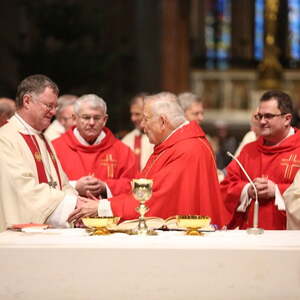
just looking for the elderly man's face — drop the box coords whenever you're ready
[142,102,165,145]
[75,103,107,143]
[185,102,204,124]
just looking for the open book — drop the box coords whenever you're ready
[113,217,216,232]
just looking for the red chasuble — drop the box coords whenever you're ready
[109,121,227,227]
[52,127,138,195]
[220,129,300,230]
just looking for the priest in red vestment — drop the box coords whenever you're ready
[220,90,300,230]
[68,92,227,227]
[52,94,138,198]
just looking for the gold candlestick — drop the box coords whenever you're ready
[132,178,157,235]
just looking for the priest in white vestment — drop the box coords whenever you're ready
[0,75,88,232]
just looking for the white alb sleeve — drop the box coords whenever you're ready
[46,194,77,228]
[274,184,286,211]
[97,199,113,217]
[237,183,252,212]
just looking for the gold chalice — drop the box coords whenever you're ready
[132,178,156,235]
[82,217,120,235]
[176,215,211,236]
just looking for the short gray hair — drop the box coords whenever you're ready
[145,92,186,127]
[177,92,202,112]
[74,94,107,115]
[56,94,77,117]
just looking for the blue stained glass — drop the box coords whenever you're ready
[216,0,231,69]
[254,0,264,60]
[288,0,300,60]
[205,1,216,68]
[205,0,231,69]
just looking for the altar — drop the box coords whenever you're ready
[1,229,300,300]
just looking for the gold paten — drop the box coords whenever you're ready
[82,217,120,235]
[176,215,211,236]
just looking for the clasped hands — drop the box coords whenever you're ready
[247,177,276,202]
[69,175,106,225]
[76,175,106,197]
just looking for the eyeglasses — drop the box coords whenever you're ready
[254,113,286,121]
[30,96,57,112]
[79,115,105,122]
[38,102,58,112]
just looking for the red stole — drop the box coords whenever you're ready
[20,133,62,189]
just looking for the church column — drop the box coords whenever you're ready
[258,0,282,89]
[160,0,190,93]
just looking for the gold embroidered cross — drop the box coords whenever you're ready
[100,154,117,178]
[281,154,300,179]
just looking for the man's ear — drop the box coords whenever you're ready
[285,113,293,126]
[72,113,77,122]
[103,114,108,126]
[160,114,170,130]
[23,94,31,109]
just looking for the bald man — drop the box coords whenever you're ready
[0,98,16,127]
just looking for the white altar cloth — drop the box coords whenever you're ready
[0,229,300,300]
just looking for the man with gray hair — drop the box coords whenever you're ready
[68,92,227,227]
[44,94,77,141]
[52,94,138,199]
[177,92,204,125]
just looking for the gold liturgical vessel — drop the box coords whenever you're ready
[176,215,211,236]
[132,178,157,235]
[82,216,120,235]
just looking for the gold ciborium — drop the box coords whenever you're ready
[82,217,120,235]
[132,178,157,235]
[176,215,211,236]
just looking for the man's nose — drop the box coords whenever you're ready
[88,118,96,125]
[260,118,267,125]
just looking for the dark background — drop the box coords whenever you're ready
[0,0,162,133]
[0,0,297,135]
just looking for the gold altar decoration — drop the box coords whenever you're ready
[258,0,282,90]
[131,178,157,235]
[82,217,120,235]
[176,215,211,236]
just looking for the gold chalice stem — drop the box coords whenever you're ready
[136,203,149,234]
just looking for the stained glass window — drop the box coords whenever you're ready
[254,0,264,60]
[288,0,300,62]
[205,0,231,69]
